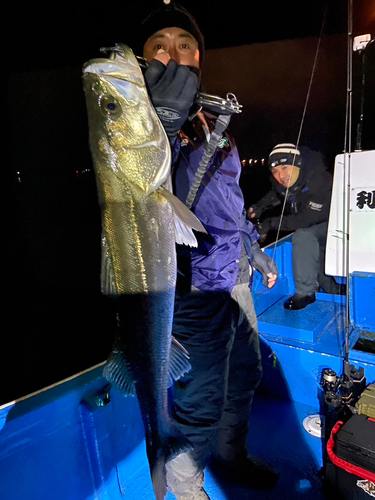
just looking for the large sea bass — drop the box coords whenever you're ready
[82,44,205,499]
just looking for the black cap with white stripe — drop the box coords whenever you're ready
[268,143,302,170]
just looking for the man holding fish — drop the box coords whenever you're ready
[83,1,279,498]
[138,2,280,499]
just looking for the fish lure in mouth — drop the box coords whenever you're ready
[83,43,206,500]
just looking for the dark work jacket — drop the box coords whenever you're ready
[251,147,333,232]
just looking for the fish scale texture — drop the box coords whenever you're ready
[82,44,191,500]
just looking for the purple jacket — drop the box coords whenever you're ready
[172,124,259,293]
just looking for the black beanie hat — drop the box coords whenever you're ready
[268,143,302,170]
[135,2,205,62]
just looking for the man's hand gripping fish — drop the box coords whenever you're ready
[82,44,206,500]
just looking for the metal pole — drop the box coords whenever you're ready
[355,49,366,152]
[343,0,353,372]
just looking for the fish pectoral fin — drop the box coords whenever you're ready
[102,351,136,396]
[167,337,191,387]
[173,214,198,247]
[158,185,207,248]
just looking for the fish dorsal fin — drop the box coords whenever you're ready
[167,337,191,387]
[158,185,207,247]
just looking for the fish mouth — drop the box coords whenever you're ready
[83,44,144,88]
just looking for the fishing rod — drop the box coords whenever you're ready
[342,4,374,380]
[320,0,374,411]
[342,0,353,378]
[354,35,374,152]
[269,3,328,264]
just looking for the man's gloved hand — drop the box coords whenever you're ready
[247,205,259,219]
[144,58,198,142]
[251,241,278,288]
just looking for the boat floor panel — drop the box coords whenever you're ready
[258,295,338,343]
[119,395,328,500]
[259,294,346,356]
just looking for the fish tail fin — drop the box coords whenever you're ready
[167,337,191,387]
[102,350,136,396]
[150,426,193,500]
[158,185,207,247]
[151,458,167,500]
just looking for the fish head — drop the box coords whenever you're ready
[83,44,170,194]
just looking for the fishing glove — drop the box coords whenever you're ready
[144,59,198,142]
[251,241,278,287]
[247,204,261,219]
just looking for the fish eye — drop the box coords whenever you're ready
[100,95,122,118]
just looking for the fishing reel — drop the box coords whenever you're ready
[320,363,366,410]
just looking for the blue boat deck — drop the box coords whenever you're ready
[0,291,344,500]
[1,235,374,499]
[0,369,328,500]
[98,397,323,500]
[127,396,328,500]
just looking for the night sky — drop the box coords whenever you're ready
[4,0,375,404]
[7,0,374,67]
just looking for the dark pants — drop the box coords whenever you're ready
[170,284,262,473]
[292,221,341,296]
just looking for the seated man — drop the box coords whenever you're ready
[248,143,342,310]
